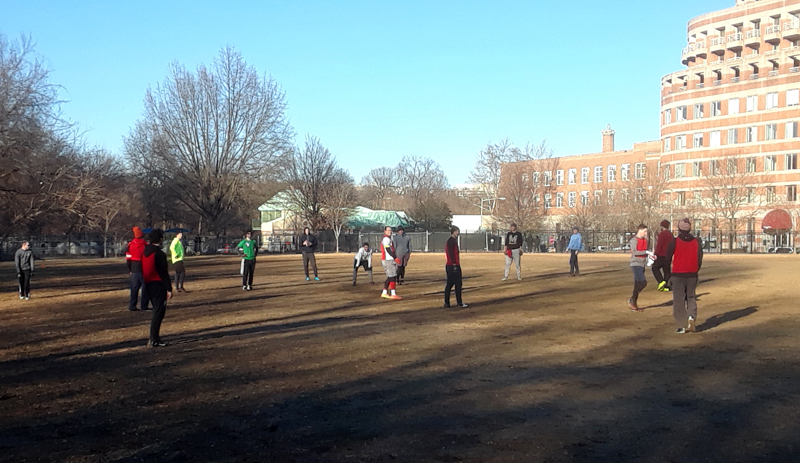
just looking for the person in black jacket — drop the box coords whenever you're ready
[142,229,173,347]
[14,241,34,300]
[502,223,523,281]
[299,227,319,281]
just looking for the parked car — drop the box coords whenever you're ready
[768,246,794,254]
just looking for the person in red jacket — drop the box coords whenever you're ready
[142,229,173,347]
[444,226,468,308]
[652,220,674,292]
[666,218,704,334]
[125,227,149,311]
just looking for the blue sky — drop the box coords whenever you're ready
[3,0,732,184]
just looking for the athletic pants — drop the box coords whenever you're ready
[146,281,168,343]
[397,253,410,281]
[18,270,31,297]
[651,256,670,285]
[444,265,463,306]
[569,249,580,275]
[504,249,521,278]
[302,252,318,278]
[672,277,698,329]
[129,272,149,311]
[242,259,256,287]
[353,261,373,283]
[173,261,186,289]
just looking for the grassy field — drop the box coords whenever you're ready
[1,252,799,462]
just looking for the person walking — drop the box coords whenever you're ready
[14,241,34,300]
[392,226,412,284]
[125,227,149,311]
[627,224,652,312]
[502,223,523,281]
[558,235,567,253]
[170,231,187,292]
[142,229,173,347]
[299,227,319,281]
[236,231,257,291]
[533,235,541,253]
[444,226,468,308]
[567,227,583,276]
[352,242,374,285]
[379,225,402,300]
[666,218,704,333]
[653,220,674,292]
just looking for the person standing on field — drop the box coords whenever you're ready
[627,224,652,312]
[392,226,412,284]
[653,220,674,292]
[352,242,374,286]
[444,226,468,308]
[142,229,172,347]
[666,218,704,334]
[236,231,257,291]
[170,231,187,292]
[299,227,319,281]
[502,223,523,281]
[126,227,149,311]
[567,227,582,276]
[14,241,34,300]
[380,225,402,300]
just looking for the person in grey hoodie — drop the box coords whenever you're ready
[14,241,35,300]
[627,224,653,312]
[392,226,412,284]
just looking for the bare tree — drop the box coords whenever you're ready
[360,166,397,209]
[495,141,558,231]
[125,46,293,234]
[323,173,358,252]
[396,155,450,203]
[411,193,452,230]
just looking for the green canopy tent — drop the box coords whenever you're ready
[346,207,413,230]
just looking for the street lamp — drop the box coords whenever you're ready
[480,197,505,250]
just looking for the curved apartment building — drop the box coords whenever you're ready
[661,0,800,245]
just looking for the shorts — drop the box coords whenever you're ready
[381,259,398,278]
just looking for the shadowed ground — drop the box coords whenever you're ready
[0,252,798,462]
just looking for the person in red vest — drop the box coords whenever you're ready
[125,226,149,311]
[142,229,173,347]
[444,226,468,308]
[652,220,675,292]
[666,218,704,334]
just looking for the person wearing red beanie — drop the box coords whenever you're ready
[125,226,149,311]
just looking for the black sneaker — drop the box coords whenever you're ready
[443,303,451,308]
[352,281,357,286]
[147,340,167,348]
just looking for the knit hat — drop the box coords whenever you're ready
[660,220,670,228]
[397,226,404,231]
[678,218,691,231]
[132,227,144,239]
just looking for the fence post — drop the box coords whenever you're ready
[425,230,429,252]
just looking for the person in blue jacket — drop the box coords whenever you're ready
[567,227,582,277]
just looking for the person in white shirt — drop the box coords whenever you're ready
[352,242,374,286]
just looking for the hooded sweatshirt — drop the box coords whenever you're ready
[142,243,173,291]
[392,233,412,256]
[15,247,35,273]
[299,233,317,253]
[666,231,703,278]
[126,238,146,273]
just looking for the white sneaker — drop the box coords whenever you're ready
[19,296,24,300]
[242,286,247,291]
[687,317,696,333]
[517,276,522,281]
[501,277,508,281]
[25,296,30,300]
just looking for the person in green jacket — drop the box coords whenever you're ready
[236,231,258,291]
[170,232,187,292]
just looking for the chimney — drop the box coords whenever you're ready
[602,124,615,153]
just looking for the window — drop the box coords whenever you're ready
[746,95,758,112]
[728,98,740,114]
[788,89,800,106]
[728,128,738,144]
[664,109,672,124]
[788,185,798,202]
[676,106,687,121]
[594,166,602,183]
[675,163,686,178]
[621,189,630,203]
[709,159,719,175]
[694,191,703,206]
[746,126,758,142]
[544,171,552,186]
[608,165,617,182]
[556,169,564,186]
[664,137,671,152]
[747,187,755,203]
[765,155,777,172]
[621,164,630,181]
[767,186,776,202]
[544,193,552,209]
[710,130,721,147]
[787,122,798,139]
[581,167,590,184]
[522,173,529,183]
[533,193,540,204]
[580,191,589,206]
[711,101,722,116]
[766,92,779,109]
[556,192,564,208]
[677,191,686,206]
[532,171,540,184]
[766,123,777,140]
[727,158,738,175]
[746,157,757,173]
[663,164,671,180]
[786,153,798,170]
[635,162,646,180]
[607,189,615,205]
[692,161,702,177]
[568,191,577,208]
[593,190,602,205]
[693,133,704,148]
[693,102,704,119]
[568,168,576,185]
[676,135,687,150]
